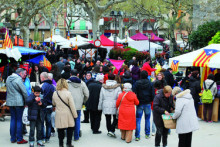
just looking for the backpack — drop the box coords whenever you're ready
[201,81,215,104]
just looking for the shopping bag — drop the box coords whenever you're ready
[51,111,56,128]
[162,113,176,129]
[22,107,30,125]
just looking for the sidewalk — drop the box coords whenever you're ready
[0,115,220,147]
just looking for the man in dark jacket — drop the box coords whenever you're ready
[164,68,175,87]
[153,86,174,147]
[189,70,201,115]
[86,74,104,134]
[56,57,65,73]
[133,71,155,140]
[40,72,55,143]
[39,60,49,73]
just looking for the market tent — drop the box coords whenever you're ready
[127,40,162,51]
[108,36,123,42]
[44,35,68,43]
[150,33,165,42]
[70,35,89,42]
[169,44,220,69]
[121,37,134,42]
[130,32,149,41]
[92,34,123,47]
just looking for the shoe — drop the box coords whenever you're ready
[51,132,55,137]
[121,138,125,140]
[30,144,34,147]
[66,145,74,147]
[17,139,28,144]
[135,137,140,141]
[24,133,29,137]
[79,130,82,137]
[152,133,155,136]
[74,139,79,141]
[81,120,89,123]
[45,139,50,143]
[37,142,45,147]
[145,135,151,139]
[107,132,116,138]
[11,140,16,143]
[42,140,45,144]
[126,141,131,143]
[93,131,102,134]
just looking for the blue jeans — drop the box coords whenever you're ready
[10,106,24,142]
[135,104,151,138]
[41,108,52,141]
[74,110,81,140]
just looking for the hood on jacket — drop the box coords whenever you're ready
[68,76,81,83]
[189,76,199,82]
[204,79,215,88]
[103,80,120,89]
[176,89,192,99]
[7,73,21,83]
[123,71,131,78]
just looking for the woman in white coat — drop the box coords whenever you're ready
[172,87,199,147]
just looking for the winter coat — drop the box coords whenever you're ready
[189,76,201,102]
[52,89,78,129]
[164,70,175,87]
[24,77,32,96]
[6,73,28,106]
[61,71,71,79]
[133,79,155,105]
[26,93,47,121]
[67,76,89,110]
[86,81,102,111]
[30,71,40,83]
[41,80,55,106]
[203,79,217,98]
[142,62,156,76]
[98,80,122,114]
[173,90,199,134]
[122,71,132,84]
[153,89,174,127]
[116,91,139,130]
[69,61,75,70]
[131,66,140,80]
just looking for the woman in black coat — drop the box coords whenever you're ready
[153,86,174,147]
[30,64,41,84]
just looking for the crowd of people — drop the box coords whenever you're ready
[4,50,220,147]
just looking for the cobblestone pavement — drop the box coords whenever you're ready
[0,115,220,147]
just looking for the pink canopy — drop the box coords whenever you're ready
[150,33,165,42]
[89,34,123,46]
[130,32,149,40]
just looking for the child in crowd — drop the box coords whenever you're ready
[26,86,46,147]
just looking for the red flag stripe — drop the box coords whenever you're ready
[193,51,206,66]
[194,51,206,67]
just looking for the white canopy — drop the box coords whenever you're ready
[164,40,186,46]
[169,44,220,69]
[121,37,134,42]
[0,47,21,61]
[127,40,162,51]
[44,35,68,43]
[60,41,90,49]
[70,35,89,42]
[108,36,123,42]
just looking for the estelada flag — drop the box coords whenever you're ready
[171,60,179,72]
[43,56,51,71]
[67,31,70,40]
[4,30,13,49]
[193,49,219,67]
[200,67,218,88]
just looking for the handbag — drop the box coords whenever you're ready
[22,107,30,125]
[116,92,128,119]
[56,91,75,119]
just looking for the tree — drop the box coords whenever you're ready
[73,0,127,40]
[32,15,44,41]
[209,31,220,45]
[189,20,220,49]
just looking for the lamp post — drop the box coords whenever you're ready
[110,11,123,49]
[16,28,20,46]
[42,31,45,42]
[147,33,151,56]
[12,27,16,44]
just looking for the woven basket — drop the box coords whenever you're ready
[163,119,176,129]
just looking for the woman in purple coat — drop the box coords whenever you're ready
[131,60,140,89]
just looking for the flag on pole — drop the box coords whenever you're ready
[170,60,179,72]
[67,31,70,40]
[43,56,52,71]
[50,32,53,46]
[4,30,13,49]
[193,49,219,67]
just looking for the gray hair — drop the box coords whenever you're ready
[48,73,53,80]
[124,83,132,92]
[15,68,26,74]
[40,72,49,80]
[59,57,63,61]
[172,86,182,96]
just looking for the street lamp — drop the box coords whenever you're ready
[42,31,45,42]
[16,28,20,46]
[110,11,123,49]
[147,33,151,56]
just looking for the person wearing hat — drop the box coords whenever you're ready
[116,83,139,143]
[172,87,199,147]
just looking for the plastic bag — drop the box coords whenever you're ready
[22,107,30,125]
